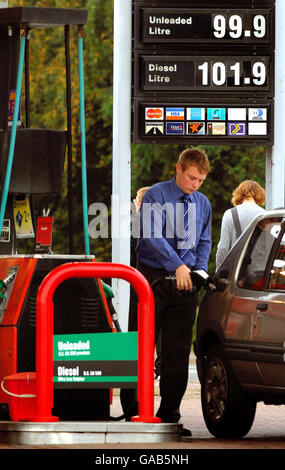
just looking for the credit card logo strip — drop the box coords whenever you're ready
[143,105,269,138]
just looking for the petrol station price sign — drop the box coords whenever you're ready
[131,1,275,145]
[134,6,275,47]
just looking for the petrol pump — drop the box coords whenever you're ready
[0,7,114,421]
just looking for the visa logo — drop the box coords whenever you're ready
[166,108,184,120]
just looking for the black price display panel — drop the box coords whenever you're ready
[132,100,273,145]
[135,54,273,96]
[134,7,274,47]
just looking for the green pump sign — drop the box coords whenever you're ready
[53,332,138,389]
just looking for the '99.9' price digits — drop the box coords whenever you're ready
[212,14,266,39]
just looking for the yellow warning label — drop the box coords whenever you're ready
[13,197,35,239]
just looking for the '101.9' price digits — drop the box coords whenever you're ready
[197,60,267,87]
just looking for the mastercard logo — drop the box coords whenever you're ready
[146,108,163,120]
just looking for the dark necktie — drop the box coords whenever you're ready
[179,196,194,266]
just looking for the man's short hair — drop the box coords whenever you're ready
[177,148,210,174]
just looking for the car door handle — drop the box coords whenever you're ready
[256,302,268,316]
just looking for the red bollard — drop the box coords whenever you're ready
[29,262,160,423]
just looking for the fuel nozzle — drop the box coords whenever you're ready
[165,270,213,295]
[0,271,17,303]
[0,280,7,304]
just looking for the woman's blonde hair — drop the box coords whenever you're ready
[231,180,265,206]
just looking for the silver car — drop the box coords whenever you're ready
[195,208,285,438]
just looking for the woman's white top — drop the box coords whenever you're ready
[216,201,265,270]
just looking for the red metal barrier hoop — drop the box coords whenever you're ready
[29,262,161,423]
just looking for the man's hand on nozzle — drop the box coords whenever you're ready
[175,264,193,291]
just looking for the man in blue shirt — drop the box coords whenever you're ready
[136,148,211,435]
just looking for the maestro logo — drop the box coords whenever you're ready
[145,107,164,120]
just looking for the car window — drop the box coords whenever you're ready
[268,228,285,291]
[237,218,283,290]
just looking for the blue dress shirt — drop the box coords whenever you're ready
[136,177,212,272]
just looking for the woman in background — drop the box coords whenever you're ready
[216,180,265,270]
